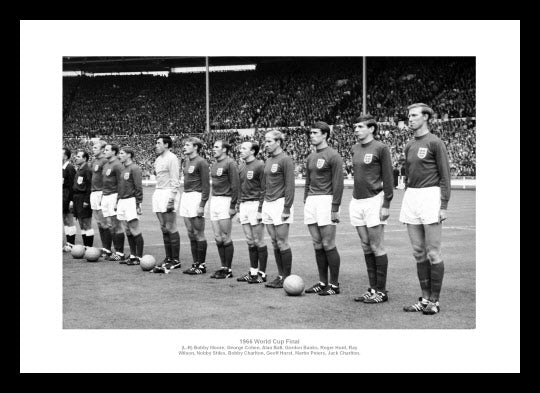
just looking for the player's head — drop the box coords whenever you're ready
[240,141,259,160]
[184,137,202,156]
[407,103,434,130]
[92,140,107,157]
[310,121,331,147]
[104,144,119,159]
[63,147,71,161]
[213,140,230,159]
[156,135,173,155]
[75,150,89,165]
[353,114,378,140]
[264,131,284,155]
[119,146,134,163]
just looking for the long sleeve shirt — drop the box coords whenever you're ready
[211,156,240,209]
[404,132,451,210]
[304,146,344,212]
[262,151,295,213]
[102,158,124,196]
[183,155,210,208]
[239,159,265,210]
[351,140,394,208]
[90,157,108,192]
[63,161,76,201]
[73,162,92,203]
[118,162,143,204]
[154,150,181,199]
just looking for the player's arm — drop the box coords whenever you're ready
[133,166,144,206]
[67,165,76,203]
[330,153,344,212]
[169,155,181,199]
[229,161,240,211]
[434,140,451,219]
[380,145,394,221]
[200,159,210,208]
[84,167,92,205]
[304,156,311,204]
[259,164,266,212]
[403,144,410,188]
[283,157,295,215]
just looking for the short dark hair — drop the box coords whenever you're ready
[186,137,203,153]
[157,135,173,149]
[217,140,231,155]
[107,144,120,155]
[407,103,434,120]
[77,150,89,161]
[63,147,71,159]
[121,146,135,159]
[249,140,260,156]
[312,121,331,140]
[355,114,379,135]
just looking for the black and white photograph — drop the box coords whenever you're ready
[20,20,520,373]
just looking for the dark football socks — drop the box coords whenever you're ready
[258,245,268,273]
[197,240,207,265]
[169,231,180,261]
[417,260,432,299]
[162,232,172,259]
[248,246,259,269]
[375,254,389,292]
[274,247,283,277]
[430,261,445,302]
[216,241,226,267]
[67,234,76,245]
[134,233,144,258]
[223,242,234,269]
[102,227,113,252]
[315,248,329,285]
[190,239,198,263]
[280,248,292,277]
[364,253,377,288]
[113,232,125,255]
[127,234,136,257]
[325,247,340,286]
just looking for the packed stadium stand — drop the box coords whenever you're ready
[63,57,475,177]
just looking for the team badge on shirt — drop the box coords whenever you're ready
[216,168,223,176]
[271,164,278,173]
[417,148,428,159]
[94,165,99,172]
[363,154,373,164]
[124,172,130,180]
[316,159,325,169]
[247,170,254,180]
[106,168,111,176]
[77,176,83,185]
[188,165,195,174]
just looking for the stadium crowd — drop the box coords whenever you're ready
[63,57,475,137]
[63,118,476,177]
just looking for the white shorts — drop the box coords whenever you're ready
[117,197,138,222]
[101,193,118,217]
[349,192,387,228]
[180,191,204,218]
[90,191,103,210]
[262,198,294,225]
[304,195,336,226]
[210,196,232,221]
[239,201,261,226]
[399,187,441,225]
[152,188,180,213]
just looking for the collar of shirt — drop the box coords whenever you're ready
[63,161,69,170]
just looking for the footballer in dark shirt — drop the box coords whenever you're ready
[400,103,451,316]
[235,141,268,284]
[116,146,144,266]
[181,137,211,276]
[349,115,394,305]
[303,122,344,296]
[262,131,295,289]
[89,140,109,253]
[62,147,77,250]
[209,140,240,279]
[72,150,94,246]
